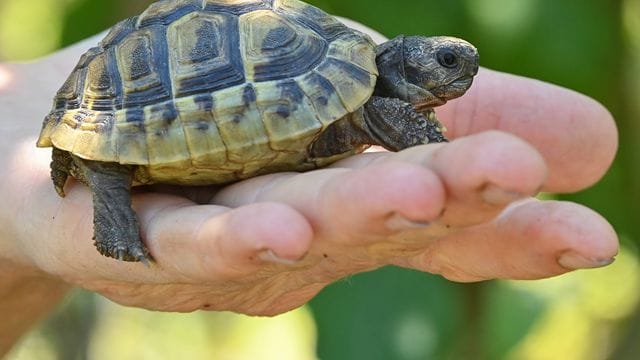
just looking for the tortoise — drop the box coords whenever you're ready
[37,0,479,263]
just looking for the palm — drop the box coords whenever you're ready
[0,27,617,315]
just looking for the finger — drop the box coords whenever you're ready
[31,177,312,284]
[399,199,619,282]
[214,162,446,245]
[133,198,314,282]
[388,131,547,226]
[438,68,618,192]
[331,131,546,227]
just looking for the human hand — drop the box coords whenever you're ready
[0,20,618,317]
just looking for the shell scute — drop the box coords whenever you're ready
[203,0,273,15]
[175,95,229,167]
[315,57,376,112]
[144,101,191,164]
[297,71,345,126]
[137,0,202,28]
[101,17,137,48]
[211,83,274,164]
[239,10,327,82]
[83,52,118,111]
[255,79,322,151]
[115,110,149,164]
[274,0,349,41]
[116,29,172,107]
[167,12,245,97]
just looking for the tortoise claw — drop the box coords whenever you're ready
[129,246,153,266]
[93,238,152,264]
[137,255,152,267]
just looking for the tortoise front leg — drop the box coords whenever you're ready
[71,155,151,263]
[362,96,448,151]
[309,96,448,159]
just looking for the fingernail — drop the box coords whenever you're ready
[558,252,615,270]
[258,250,301,266]
[386,213,430,232]
[481,185,525,205]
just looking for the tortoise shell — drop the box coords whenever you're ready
[37,0,377,184]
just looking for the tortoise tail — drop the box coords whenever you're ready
[51,148,73,197]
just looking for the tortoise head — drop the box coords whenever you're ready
[375,35,479,112]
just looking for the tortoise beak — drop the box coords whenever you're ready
[410,89,446,112]
[431,76,474,102]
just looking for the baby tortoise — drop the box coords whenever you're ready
[37,0,479,263]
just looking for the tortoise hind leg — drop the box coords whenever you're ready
[51,148,73,197]
[71,155,151,263]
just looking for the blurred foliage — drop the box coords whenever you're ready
[2,0,640,359]
[8,289,317,360]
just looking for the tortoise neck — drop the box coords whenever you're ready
[373,36,406,100]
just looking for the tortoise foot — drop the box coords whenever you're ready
[72,154,152,264]
[94,235,152,264]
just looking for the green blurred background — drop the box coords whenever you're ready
[2,0,640,359]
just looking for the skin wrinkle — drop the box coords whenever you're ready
[271,281,326,312]
[88,273,301,314]
[427,237,489,282]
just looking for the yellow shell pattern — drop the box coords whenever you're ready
[37,0,377,184]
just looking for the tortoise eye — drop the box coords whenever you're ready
[437,50,458,68]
